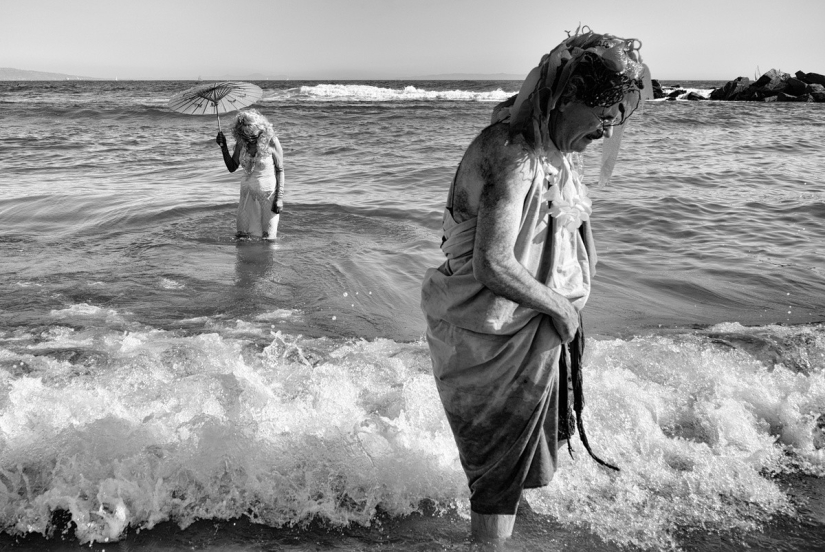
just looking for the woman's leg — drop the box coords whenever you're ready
[261,196,279,240]
[263,213,279,240]
[471,511,517,541]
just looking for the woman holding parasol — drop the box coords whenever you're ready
[216,110,285,240]
[168,82,285,240]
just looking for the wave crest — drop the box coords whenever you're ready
[263,84,516,102]
[1,320,823,547]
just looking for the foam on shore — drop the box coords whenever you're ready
[1,315,823,548]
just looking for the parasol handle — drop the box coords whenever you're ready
[215,103,222,132]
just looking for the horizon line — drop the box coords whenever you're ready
[1,67,726,82]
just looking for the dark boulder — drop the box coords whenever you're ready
[737,87,765,101]
[685,92,706,101]
[651,79,665,99]
[755,69,791,98]
[805,72,825,86]
[777,92,812,102]
[735,69,789,100]
[786,77,808,96]
[808,83,825,102]
[707,69,824,102]
[753,68,787,89]
[667,89,687,99]
[709,76,750,100]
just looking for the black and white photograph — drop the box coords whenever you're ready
[1,1,824,550]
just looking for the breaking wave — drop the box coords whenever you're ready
[1,312,823,549]
[263,84,516,102]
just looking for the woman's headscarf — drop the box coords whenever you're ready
[494,26,653,186]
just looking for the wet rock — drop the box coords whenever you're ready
[778,92,813,102]
[710,76,750,100]
[786,77,808,96]
[685,92,706,101]
[804,72,825,86]
[739,87,768,101]
[667,89,687,99]
[709,69,825,102]
[651,79,665,99]
[809,83,825,101]
[753,68,788,90]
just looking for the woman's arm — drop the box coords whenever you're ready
[271,137,285,213]
[582,219,597,277]
[216,131,241,172]
[471,145,580,343]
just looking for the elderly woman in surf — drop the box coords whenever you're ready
[420,26,651,542]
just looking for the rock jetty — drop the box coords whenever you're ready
[708,69,825,102]
[650,80,707,101]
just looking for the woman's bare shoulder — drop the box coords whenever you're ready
[471,124,535,187]
[451,124,534,220]
[466,124,532,170]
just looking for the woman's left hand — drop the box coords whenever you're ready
[273,200,283,214]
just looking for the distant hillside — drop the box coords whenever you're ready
[0,68,525,81]
[0,67,100,80]
[209,72,291,81]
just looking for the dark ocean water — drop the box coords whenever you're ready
[0,80,823,551]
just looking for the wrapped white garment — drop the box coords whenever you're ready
[237,155,279,238]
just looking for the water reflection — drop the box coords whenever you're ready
[228,239,290,319]
[233,238,282,290]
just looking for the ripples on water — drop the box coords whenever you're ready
[0,81,824,550]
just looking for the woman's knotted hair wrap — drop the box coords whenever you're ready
[493,25,653,186]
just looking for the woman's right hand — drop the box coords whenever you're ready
[551,299,580,343]
[216,131,226,147]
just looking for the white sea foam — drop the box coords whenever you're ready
[527,329,825,549]
[262,84,516,103]
[49,303,125,323]
[0,323,823,547]
[254,309,302,322]
[158,278,185,290]
[656,86,713,100]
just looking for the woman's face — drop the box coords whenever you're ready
[241,124,260,146]
[549,100,622,153]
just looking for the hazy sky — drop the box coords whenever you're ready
[2,0,823,80]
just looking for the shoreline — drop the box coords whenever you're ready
[2,473,823,551]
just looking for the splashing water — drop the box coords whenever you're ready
[528,322,825,549]
[1,319,823,548]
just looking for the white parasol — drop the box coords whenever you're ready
[167,81,263,131]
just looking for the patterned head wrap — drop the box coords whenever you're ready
[494,26,653,186]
